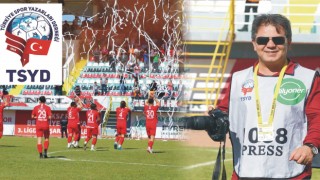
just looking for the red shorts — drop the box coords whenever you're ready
[146,123,157,136]
[86,127,98,137]
[36,126,50,138]
[116,123,127,135]
[68,124,80,135]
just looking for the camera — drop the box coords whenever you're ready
[183,108,229,142]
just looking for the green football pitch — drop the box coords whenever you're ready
[0,136,320,180]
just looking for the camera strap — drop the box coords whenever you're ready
[212,140,227,180]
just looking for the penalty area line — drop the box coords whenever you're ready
[183,159,232,170]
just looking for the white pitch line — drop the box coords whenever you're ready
[79,159,183,168]
[57,158,72,161]
[48,149,182,168]
[183,159,232,170]
[47,150,82,154]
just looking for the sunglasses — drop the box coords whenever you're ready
[255,36,286,45]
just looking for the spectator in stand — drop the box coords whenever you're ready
[109,51,116,72]
[144,97,160,153]
[125,60,134,74]
[149,80,158,99]
[93,81,99,96]
[153,51,160,72]
[156,81,166,99]
[150,49,156,62]
[133,63,140,82]
[54,84,63,96]
[0,97,9,139]
[67,97,83,148]
[60,118,68,138]
[167,65,172,73]
[132,80,141,99]
[114,101,131,150]
[167,79,173,98]
[149,80,158,91]
[238,0,260,32]
[93,47,101,63]
[143,49,149,72]
[100,77,108,95]
[71,16,81,34]
[83,103,100,151]
[81,17,91,28]
[31,96,52,158]
[74,85,81,97]
[140,83,148,99]
[163,79,173,104]
[101,45,108,63]
[130,49,139,65]
[62,20,71,35]
[120,74,126,95]
[119,50,128,64]
[125,50,136,74]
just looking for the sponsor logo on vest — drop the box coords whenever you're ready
[241,79,254,96]
[277,78,306,105]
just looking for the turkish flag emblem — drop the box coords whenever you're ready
[5,31,51,67]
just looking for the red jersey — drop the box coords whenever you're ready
[32,104,52,128]
[0,104,6,123]
[67,107,82,126]
[144,105,159,123]
[86,109,100,128]
[116,107,130,124]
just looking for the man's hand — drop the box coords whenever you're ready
[289,145,314,165]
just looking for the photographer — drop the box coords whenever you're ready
[185,14,320,180]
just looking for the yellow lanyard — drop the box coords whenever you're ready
[253,62,288,126]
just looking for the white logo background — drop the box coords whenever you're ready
[0,4,62,85]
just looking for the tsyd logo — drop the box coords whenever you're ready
[0,4,62,85]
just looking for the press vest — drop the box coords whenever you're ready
[229,64,315,178]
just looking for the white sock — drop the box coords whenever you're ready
[91,145,94,149]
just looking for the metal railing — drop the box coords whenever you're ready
[183,0,235,115]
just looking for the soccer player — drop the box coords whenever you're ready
[84,103,101,151]
[0,97,9,139]
[31,96,52,158]
[144,97,160,153]
[114,101,130,150]
[67,97,83,148]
